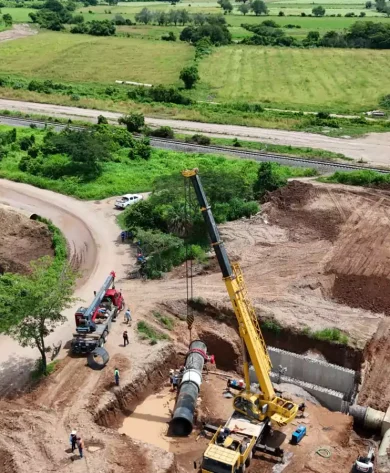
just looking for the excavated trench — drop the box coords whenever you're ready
[94,348,177,429]
[93,344,231,472]
[187,299,363,371]
[162,300,365,412]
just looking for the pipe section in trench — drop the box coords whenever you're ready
[171,340,207,436]
[349,404,390,472]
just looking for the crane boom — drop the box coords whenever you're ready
[183,169,297,426]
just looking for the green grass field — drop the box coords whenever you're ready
[0,32,193,85]
[78,1,388,22]
[1,7,34,23]
[197,46,390,112]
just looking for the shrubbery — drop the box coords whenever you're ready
[70,19,116,36]
[122,169,260,277]
[185,134,211,145]
[17,126,152,180]
[148,126,175,138]
[325,170,390,187]
[242,20,390,49]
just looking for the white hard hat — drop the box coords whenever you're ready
[71,430,77,435]
[169,369,174,374]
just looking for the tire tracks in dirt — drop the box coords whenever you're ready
[0,180,128,392]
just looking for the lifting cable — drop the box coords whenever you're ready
[184,177,194,339]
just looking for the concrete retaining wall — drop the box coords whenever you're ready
[248,346,357,411]
[267,347,355,394]
[269,372,345,412]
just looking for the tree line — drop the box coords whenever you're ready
[242,19,390,49]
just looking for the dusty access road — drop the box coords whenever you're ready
[0,179,130,394]
[0,99,389,165]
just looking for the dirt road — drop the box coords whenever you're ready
[0,99,389,165]
[0,179,130,394]
[0,24,36,43]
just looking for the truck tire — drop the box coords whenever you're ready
[238,464,246,473]
[113,308,118,321]
[245,451,253,467]
[120,300,125,311]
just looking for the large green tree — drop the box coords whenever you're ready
[253,162,287,199]
[0,258,77,374]
[250,0,268,15]
[180,66,200,89]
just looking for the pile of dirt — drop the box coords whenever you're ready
[358,318,390,411]
[0,207,54,274]
[265,181,345,242]
[332,274,390,316]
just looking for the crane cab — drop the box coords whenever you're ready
[233,393,297,426]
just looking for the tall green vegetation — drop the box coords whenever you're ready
[17,125,151,181]
[0,124,315,201]
[122,169,261,277]
[324,170,390,187]
[0,258,77,375]
[253,162,288,198]
[243,20,390,49]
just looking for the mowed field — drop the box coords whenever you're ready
[197,46,390,111]
[0,32,193,84]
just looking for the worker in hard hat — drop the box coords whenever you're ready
[69,430,77,453]
[114,368,120,386]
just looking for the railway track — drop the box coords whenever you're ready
[1,114,389,174]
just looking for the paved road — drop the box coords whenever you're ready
[0,179,128,394]
[0,99,389,165]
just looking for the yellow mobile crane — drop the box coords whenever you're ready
[182,169,298,473]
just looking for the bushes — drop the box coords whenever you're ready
[70,19,116,36]
[148,126,174,139]
[185,134,211,145]
[380,94,390,109]
[241,20,390,50]
[253,162,288,199]
[179,66,200,90]
[127,85,191,105]
[118,112,145,132]
[128,137,151,160]
[325,170,390,188]
[148,85,191,105]
[35,216,67,262]
[161,32,176,41]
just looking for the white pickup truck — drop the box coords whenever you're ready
[115,194,143,209]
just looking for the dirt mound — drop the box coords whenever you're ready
[332,274,390,316]
[266,180,316,209]
[0,207,54,274]
[358,318,390,411]
[265,181,344,242]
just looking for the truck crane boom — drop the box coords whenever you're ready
[182,169,297,426]
[75,270,116,333]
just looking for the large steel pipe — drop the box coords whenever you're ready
[171,340,207,436]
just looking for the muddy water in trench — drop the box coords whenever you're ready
[118,386,178,451]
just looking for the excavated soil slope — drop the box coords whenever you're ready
[0,206,53,274]
[358,318,390,411]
